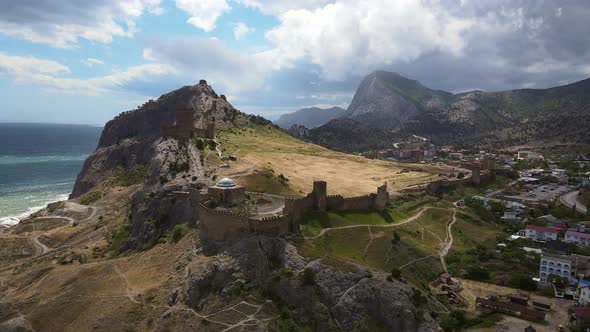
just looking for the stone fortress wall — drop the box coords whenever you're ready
[426,157,496,194]
[198,180,390,242]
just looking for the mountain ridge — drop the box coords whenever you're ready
[275,106,346,129]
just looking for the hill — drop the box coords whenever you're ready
[0,81,455,331]
[306,71,590,153]
[344,70,454,129]
[275,106,346,129]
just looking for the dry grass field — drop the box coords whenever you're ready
[216,124,452,196]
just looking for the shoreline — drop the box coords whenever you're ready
[0,192,70,229]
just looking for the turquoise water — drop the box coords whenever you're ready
[0,123,102,227]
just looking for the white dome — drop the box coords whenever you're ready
[216,177,236,187]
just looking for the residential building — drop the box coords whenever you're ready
[525,225,559,242]
[579,285,590,306]
[517,150,544,161]
[565,230,590,247]
[539,253,590,284]
[539,252,573,283]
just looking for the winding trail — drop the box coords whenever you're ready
[438,208,458,273]
[303,206,432,240]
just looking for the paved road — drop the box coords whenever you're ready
[560,190,588,214]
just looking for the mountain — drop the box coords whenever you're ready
[275,106,346,129]
[307,70,590,152]
[344,71,454,129]
[291,119,406,153]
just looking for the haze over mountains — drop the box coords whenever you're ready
[275,106,346,129]
[284,70,590,153]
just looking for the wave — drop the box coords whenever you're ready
[0,154,88,165]
[0,193,70,228]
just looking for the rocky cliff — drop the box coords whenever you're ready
[304,71,590,153]
[70,81,257,250]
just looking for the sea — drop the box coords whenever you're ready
[0,123,102,228]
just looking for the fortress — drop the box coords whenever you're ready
[161,107,215,140]
[197,179,390,242]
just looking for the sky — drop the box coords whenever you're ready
[0,0,589,125]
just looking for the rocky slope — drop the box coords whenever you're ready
[290,118,407,153]
[69,81,258,251]
[304,71,590,152]
[344,71,454,130]
[275,106,346,129]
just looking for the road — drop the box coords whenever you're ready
[560,190,588,214]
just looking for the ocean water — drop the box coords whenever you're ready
[0,123,102,227]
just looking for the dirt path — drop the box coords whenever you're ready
[438,208,458,272]
[303,206,432,240]
[31,234,50,255]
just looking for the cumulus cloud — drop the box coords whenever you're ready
[0,0,163,48]
[142,36,270,92]
[0,52,175,95]
[81,58,105,67]
[175,0,231,32]
[264,0,474,81]
[232,22,255,40]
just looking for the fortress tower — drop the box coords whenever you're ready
[313,181,327,212]
[374,182,389,210]
[471,166,481,187]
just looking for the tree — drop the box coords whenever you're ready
[391,268,401,279]
[457,172,465,179]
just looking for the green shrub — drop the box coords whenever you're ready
[195,139,205,150]
[302,268,315,286]
[169,160,189,173]
[170,224,189,243]
[110,223,131,257]
[79,191,102,205]
[114,165,146,186]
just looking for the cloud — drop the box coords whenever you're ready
[232,22,255,40]
[81,58,105,67]
[175,0,231,32]
[0,0,163,48]
[263,0,474,81]
[142,36,270,92]
[0,52,175,95]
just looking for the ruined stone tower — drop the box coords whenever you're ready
[374,182,389,210]
[313,181,327,212]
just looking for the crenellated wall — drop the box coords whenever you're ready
[199,181,390,243]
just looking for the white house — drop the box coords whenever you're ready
[517,150,544,161]
[525,225,559,242]
[540,253,573,283]
[565,230,590,247]
[579,285,590,306]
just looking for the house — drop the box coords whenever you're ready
[579,285,590,306]
[502,211,523,222]
[448,152,463,160]
[565,230,590,247]
[543,240,570,255]
[539,253,590,285]
[539,252,574,283]
[517,150,544,161]
[525,225,559,242]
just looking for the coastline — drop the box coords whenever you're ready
[0,192,70,229]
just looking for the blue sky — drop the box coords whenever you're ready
[0,0,589,125]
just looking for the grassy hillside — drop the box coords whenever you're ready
[216,124,451,196]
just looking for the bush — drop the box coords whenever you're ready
[79,191,102,205]
[195,139,205,150]
[114,165,146,186]
[302,268,315,286]
[391,268,401,279]
[508,273,537,291]
[457,172,465,179]
[170,224,189,243]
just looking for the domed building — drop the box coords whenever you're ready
[207,177,246,206]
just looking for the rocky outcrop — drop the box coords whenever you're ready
[344,70,454,130]
[70,81,245,199]
[70,81,256,250]
[178,236,440,331]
